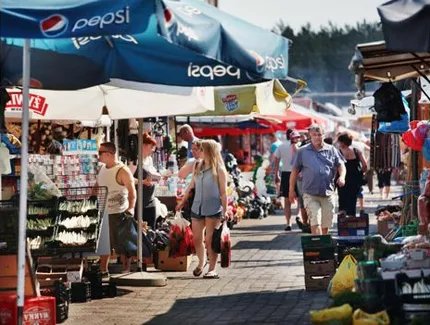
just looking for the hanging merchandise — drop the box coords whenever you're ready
[378,97,410,134]
[373,82,406,122]
[401,120,430,152]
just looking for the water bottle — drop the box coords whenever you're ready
[168,177,177,196]
[167,153,178,175]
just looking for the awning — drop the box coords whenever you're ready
[352,41,430,82]
[378,0,430,53]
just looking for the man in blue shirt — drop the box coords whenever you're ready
[289,124,346,235]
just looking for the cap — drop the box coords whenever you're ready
[290,131,300,138]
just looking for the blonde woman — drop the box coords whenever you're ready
[176,139,230,279]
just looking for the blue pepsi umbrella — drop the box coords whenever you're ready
[1,32,264,89]
[1,0,290,86]
[0,0,153,38]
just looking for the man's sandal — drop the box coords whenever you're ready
[193,267,203,277]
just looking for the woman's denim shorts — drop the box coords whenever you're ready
[191,211,222,219]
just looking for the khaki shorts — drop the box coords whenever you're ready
[303,193,335,228]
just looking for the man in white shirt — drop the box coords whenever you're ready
[273,130,300,231]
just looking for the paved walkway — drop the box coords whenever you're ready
[66,186,403,325]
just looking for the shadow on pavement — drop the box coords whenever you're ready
[232,233,303,253]
[145,289,328,325]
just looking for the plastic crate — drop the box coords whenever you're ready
[395,272,430,305]
[71,282,91,303]
[301,235,333,249]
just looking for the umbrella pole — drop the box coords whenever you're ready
[137,118,143,271]
[17,39,30,325]
[109,118,166,287]
[114,119,119,160]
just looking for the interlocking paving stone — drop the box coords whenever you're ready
[66,186,401,324]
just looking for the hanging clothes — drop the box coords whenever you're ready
[373,131,401,170]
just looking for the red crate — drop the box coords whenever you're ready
[0,294,56,325]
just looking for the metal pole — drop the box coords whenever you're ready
[114,119,119,160]
[137,119,143,271]
[17,39,30,325]
[411,78,420,219]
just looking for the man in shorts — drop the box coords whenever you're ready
[289,125,346,235]
[97,142,136,274]
[274,130,300,231]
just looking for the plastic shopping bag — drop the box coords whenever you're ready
[168,211,195,257]
[329,255,357,297]
[220,222,231,268]
[352,309,390,325]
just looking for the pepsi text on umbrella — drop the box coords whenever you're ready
[72,6,130,33]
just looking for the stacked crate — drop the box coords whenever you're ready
[301,235,336,291]
[337,214,369,236]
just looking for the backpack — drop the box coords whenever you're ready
[373,82,406,122]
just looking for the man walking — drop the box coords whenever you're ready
[289,125,346,235]
[178,124,199,158]
[273,130,300,231]
[97,142,137,274]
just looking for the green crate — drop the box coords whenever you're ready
[301,235,333,249]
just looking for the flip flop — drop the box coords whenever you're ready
[203,271,219,279]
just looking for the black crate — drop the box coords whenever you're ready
[71,281,91,303]
[304,273,333,291]
[303,246,335,261]
[303,259,336,275]
[56,302,68,323]
[301,235,333,249]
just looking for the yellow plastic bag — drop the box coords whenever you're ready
[352,309,390,325]
[330,254,357,297]
[310,303,353,324]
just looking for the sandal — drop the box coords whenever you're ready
[193,267,203,277]
[203,271,219,279]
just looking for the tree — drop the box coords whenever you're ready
[275,21,383,100]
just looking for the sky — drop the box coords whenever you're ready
[218,0,387,32]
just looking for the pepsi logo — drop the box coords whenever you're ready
[40,14,69,37]
[248,50,265,68]
[164,9,175,28]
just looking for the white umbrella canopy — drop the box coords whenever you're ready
[5,82,215,120]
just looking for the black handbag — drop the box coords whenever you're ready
[211,222,223,254]
[117,212,153,258]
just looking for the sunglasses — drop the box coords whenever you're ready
[98,150,113,155]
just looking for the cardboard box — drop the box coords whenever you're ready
[377,219,396,237]
[155,250,191,272]
[304,259,336,275]
[338,228,368,236]
[338,214,369,236]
